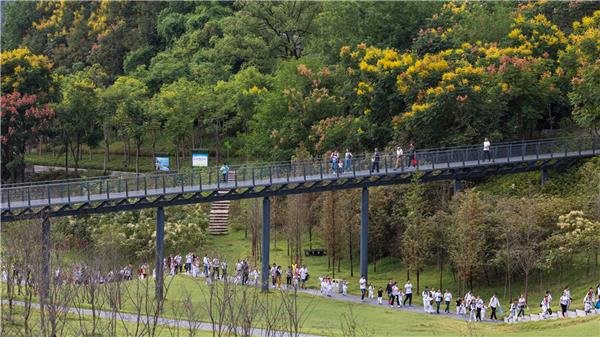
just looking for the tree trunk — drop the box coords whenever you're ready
[135,142,141,174]
[524,271,529,301]
[103,129,110,172]
[416,270,420,295]
[439,258,443,290]
[126,136,131,166]
[64,141,69,175]
[349,228,354,277]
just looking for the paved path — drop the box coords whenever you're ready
[2,300,324,337]
[292,287,502,323]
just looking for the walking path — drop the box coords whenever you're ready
[293,287,502,323]
[3,300,324,337]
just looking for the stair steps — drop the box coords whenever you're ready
[208,171,235,235]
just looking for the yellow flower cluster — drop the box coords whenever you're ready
[246,85,267,94]
[0,48,53,70]
[356,81,374,95]
[356,47,413,73]
[411,102,433,113]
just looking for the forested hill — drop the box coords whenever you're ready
[2,1,599,181]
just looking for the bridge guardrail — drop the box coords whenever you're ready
[1,136,596,210]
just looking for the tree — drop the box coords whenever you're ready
[55,70,102,173]
[448,191,490,295]
[554,211,600,277]
[402,175,432,293]
[100,76,149,173]
[1,47,55,99]
[150,78,205,170]
[1,92,54,182]
[564,11,600,136]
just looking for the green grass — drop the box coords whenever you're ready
[201,229,599,310]
[3,270,598,337]
[1,303,217,337]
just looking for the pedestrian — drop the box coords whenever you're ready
[444,289,452,313]
[371,148,380,173]
[458,298,467,318]
[359,275,367,302]
[483,138,491,161]
[563,286,572,309]
[559,292,569,318]
[475,296,484,321]
[422,286,431,313]
[392,283,401,308]
[407,143,416,167]
[435,288,442,314]
[509,299,518,322]
[330,151,339,174]
[541,294,551,319]
[517,294,527,319]
[403,279,413,306]
[394,145,404,170]
[368,283,374,300]
[469,298,477,321]
[220,163,230,183]
[344,149,353,172]
[377,287,384,305]
[300,265,308,289]
[286,266,292,288]
[342,279,348,296]
[584,290,594,314]
[489,293,499,320]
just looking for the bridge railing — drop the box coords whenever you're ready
[1,136,596,210]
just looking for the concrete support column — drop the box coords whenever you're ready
[453,180,463,194]
[41,215,51,299]
[156,207,165,301]
[261,197,271,292]
[360,187,369,281]
[541,169,549,185]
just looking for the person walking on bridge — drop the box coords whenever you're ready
[371,148,380,173]
[220,163,230,182]
[407,143,416,167]
[483,138,491,161]
[344,149,353,172]
[394,145,404,170]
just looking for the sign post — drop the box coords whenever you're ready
[192,149,209,168]
[154,153,170,172]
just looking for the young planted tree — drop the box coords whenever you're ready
[448,191,490,295]
[55,70,102,174]
[150,78,205,170]
[101,76,149,173]
[401,175,432,293]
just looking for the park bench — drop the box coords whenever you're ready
[304,249,327,256]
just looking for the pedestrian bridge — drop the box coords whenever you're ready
[1,136,597,222]
[1,136,597,295]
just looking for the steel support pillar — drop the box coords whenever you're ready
[261,196,271,292]
[541,169,549,185]
[155,207,165,301]
[41,215,51,299]
[360,187,369,281]
[453,180,463,194]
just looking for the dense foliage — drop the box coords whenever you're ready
[2,1,599,182]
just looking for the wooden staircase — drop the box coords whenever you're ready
[208,171,234,235]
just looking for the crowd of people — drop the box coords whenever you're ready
[337,278,600,322]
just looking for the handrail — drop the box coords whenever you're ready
[3,135,584,188]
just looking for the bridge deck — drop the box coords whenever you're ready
[1,137,597,220]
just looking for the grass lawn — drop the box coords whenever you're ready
[6,275,597,337]
[201,228,599,312]
[0,303,217,337]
